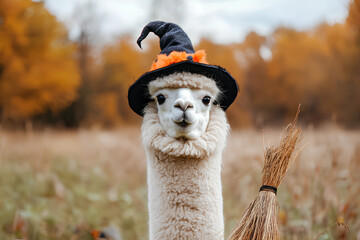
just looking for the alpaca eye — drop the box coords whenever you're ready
[156,94,166,105]
[202,96,211,105]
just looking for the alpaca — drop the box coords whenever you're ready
[128,21,238,240]
[142,72,229,239]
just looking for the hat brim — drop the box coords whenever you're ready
[128,61,239,116]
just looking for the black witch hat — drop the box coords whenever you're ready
[128,21,238,116]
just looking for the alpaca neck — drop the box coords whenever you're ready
[146,149,224,240]
[142,104,229,240]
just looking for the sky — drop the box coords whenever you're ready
[43,0,351,45]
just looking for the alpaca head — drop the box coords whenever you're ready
[147,72,221,139]
[128,21,239,146]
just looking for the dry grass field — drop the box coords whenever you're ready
[0,126,359,239]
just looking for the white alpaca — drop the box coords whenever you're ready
[142,72,229,239]
[128,21,238,240]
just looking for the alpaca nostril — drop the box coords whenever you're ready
[174,103,183,110]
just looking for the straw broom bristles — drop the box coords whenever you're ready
[228,106,304,240]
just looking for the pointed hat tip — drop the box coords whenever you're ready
[136,21,194,55]
[137,39,143,50]
[136,21,165,50]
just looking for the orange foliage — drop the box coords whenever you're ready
[265,28,330,120]
[243,19,360,127]
[0,0,80,121]
[88,36,150,126]
[347,0,360,33]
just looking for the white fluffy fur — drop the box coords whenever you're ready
[148,72,220,98]
[142,97,229,240]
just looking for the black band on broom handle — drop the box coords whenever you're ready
[259,185,277,195]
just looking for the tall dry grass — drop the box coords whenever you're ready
[0,126,359,239]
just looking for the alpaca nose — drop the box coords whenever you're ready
[174,98,194,111]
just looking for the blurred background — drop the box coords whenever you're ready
[0,0,359,239]
[0,0,359,128]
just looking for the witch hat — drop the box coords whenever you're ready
[128,21,238,116]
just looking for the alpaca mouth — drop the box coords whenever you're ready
[176,119,189,127]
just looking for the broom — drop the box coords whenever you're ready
[228,106,304,240]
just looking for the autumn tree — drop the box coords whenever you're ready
[314,23,360,127]
[0,0,79,123]
[51,1,103,128]
[92,37,140,126]
[344,0,360,127]
[266,28,332,124]
[348,0,360,35]
[86,36,160,126]
[196,38,250,127]
[239,32,269,126]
